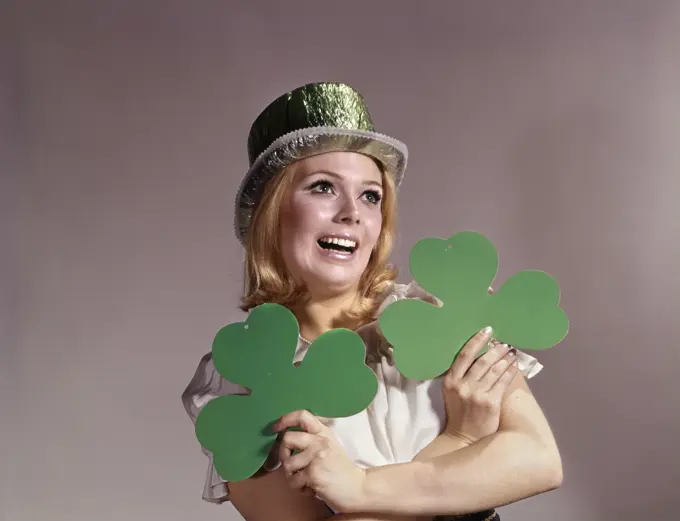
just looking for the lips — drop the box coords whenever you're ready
[316,234,359,254]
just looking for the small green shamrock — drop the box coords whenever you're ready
[378,231,569,381]
[194,303,378,482]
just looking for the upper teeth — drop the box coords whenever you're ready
[320,237,356,248]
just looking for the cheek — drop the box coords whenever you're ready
[284,196,335,232]
[363,209,383,249]
[279,198,308,239]
[279,202,303,233]
[279,196,332,250]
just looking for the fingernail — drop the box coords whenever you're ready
[508,348,517,357]
[482,326,492,335]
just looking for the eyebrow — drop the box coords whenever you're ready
[307,170,383,189]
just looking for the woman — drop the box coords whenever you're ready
[182,82,563,521]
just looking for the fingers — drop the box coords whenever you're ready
[288,467,310,490]
[279,431,332,494]
[465,341,511,381]
[278,430,317,461]
[446,327,493,383]
[273,410,325,435]
[487,358,519,398]
[281,442,318,475]
[479,348,519,392]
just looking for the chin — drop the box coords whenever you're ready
[287,245,371,298]
[306,273,360,297]
[302,262,366,297]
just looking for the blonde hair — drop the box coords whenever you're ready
[240,157,398,325]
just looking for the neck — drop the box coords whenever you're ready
[293,291,361,342]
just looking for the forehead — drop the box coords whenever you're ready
[291,152,383,184]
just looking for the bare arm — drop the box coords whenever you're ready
[358,372,562,517]
[228,467,330,521]
[413,432,469,461]
[228,466,426,521]
[332,511,427,520]
[274,329,561,518]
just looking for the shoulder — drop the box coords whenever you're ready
[181,351,248,424]
[375,280,441,314]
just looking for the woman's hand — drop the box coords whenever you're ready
[273,410,367,514]
[441,326,519,445]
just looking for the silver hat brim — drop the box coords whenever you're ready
[234,127,408,245]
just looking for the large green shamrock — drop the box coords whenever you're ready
[378,231,569,381]
[194,303,378,482]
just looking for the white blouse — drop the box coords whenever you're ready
[181,281,544,504]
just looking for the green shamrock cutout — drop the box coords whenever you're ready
[194,303,378,482]
[378,231,569,381]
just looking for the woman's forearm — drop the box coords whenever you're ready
[413,432,471,461]
[326,434,469,521]
[331,514,429,521]
[357,430,563,517]
[325,437,460,521]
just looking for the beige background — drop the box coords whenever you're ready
[3,1,680,520]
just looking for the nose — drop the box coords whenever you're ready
[335,197,361,225]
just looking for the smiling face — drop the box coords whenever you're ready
[278,152,385,298]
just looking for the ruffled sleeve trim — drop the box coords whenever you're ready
[181,352,250,504]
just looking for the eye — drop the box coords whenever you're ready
[308,180,334,194]
[363,190,382,205]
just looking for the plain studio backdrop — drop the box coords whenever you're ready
[2,1,680,520]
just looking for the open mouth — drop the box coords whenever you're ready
[317,236,358,255]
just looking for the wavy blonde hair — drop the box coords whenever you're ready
[240,157,398,325]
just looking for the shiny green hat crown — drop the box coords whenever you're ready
[234,82,408,245]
